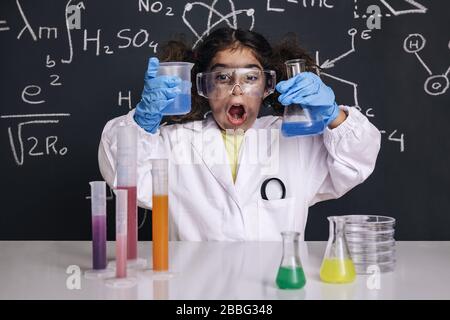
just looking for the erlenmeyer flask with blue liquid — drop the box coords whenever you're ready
[281,59,326,137]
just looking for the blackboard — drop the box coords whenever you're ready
[1,0,449,240]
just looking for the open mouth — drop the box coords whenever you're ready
[226,104,247,126]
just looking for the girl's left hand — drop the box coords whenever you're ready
[275,72,340,126]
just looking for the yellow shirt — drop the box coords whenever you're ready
[220,130,244,183]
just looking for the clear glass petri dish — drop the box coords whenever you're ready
[346,233,395,242]
[346,229,395,237]
[342,215,396,231]
[347,241,396,254]
[345,226,394,234]
[350,250,396,264]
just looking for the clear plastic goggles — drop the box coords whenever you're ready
[196,68,276,100]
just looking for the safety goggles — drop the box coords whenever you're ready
[196,68,276,100]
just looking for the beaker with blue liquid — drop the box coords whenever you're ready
[281,59,326,137]
[158,62,194,115]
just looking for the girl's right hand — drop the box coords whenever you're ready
[133,57,181,134]
[276,72,340,127]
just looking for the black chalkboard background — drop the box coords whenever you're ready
[1,0,449,240]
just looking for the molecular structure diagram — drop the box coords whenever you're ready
[403,34,449,96]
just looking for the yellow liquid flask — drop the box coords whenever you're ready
[276,231,306,290]
[320,216,356,284]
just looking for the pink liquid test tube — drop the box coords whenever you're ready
[115,189,128,278]
[116,125,146,269]
[105,189,136,288]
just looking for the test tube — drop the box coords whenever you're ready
[116,125,146,268]
[151,159,169,272]
[115,189,128,278]
[105,189,137,288]
[90,181,107,269]
[84,181,113,279]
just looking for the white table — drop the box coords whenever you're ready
[0,241,449,299]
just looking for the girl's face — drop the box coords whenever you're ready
[207,47,269,131]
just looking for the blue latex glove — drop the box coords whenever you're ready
[133,57,181,133]
[276,72,340,126]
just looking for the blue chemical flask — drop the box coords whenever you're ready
[281,105,325,137]
[281,59,324,137]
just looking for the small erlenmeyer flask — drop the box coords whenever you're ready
[276,231,306,289]
[320,216,356,284]
[281,59,325,137]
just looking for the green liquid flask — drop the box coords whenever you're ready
[276,231,306,290]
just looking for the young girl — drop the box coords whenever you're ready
[98,28,381,241]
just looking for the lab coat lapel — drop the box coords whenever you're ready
[189,116,242,210]
[235,116,281,201]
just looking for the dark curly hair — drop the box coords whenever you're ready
[156,27,318,124]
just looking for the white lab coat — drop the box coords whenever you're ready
[98,105,381,241]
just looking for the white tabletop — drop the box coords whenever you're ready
[0,241,449,300]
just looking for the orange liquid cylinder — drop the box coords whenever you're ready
[152,194,168,271]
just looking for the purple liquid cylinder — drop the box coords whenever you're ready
[90,181,107,270]
[92,215,107,269]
